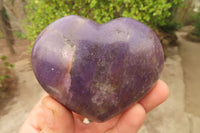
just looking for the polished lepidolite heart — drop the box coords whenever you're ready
[31,15,164,122]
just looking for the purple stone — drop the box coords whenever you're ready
[31,15,164,122]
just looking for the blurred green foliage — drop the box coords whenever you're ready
[25,0,184,44]
[0,31,3,38]
[194,9,200,37]
[13,31,26,39]
[0,55,14,91]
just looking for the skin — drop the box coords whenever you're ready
[19,79,169,133]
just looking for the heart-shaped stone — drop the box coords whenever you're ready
[31,15,164,122]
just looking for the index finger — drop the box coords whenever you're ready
[139,79,169,112]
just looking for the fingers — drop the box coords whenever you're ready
[139,79,169,112]
[19,95,75,133]
[40,96,75,133]
[107,103,146,133]
[19,96,48,133]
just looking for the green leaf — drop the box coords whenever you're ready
[122,11,129,17]
[1,56,7,61]
[10,64,15,68]
[0,76,5,81]
[5,75,10,79]
[90,0,97,8]
[4,62,9,67]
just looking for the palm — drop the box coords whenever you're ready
[72,104,145,133]
[73,116,119,133]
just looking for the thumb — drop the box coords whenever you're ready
[40,96,74,133]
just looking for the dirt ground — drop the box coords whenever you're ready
[178,31,200,117]
[0,26,200,133]
[0,39,28,111]
[0,39,44,133]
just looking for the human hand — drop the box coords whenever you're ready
[19,79,169,133]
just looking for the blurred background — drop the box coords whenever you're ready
[0,0,200,133]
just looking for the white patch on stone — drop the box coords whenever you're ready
[127,33,130,40]
[83,118,91,124]
[63,74,72,99]
[61,40,76,68]
[91,82,119,106]
[47,85,62,98]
